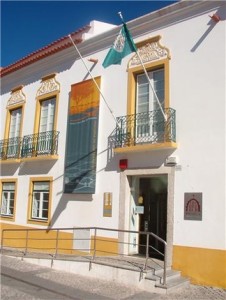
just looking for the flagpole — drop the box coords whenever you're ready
[68,34,117,123]
[118,13,167,122]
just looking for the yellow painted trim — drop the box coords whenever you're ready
[173,245,226,288]
[0,155,58,164]
[27,177,53,226]
[20,155,58,162]
[41,73,57,81]
[127,58,170,116]
[135,35,162,48]
[114,142,177,153]
[0,159,21,164]
[0,223,119,257]
[4,103,25,141]
[11,85,24,93]
[91,236,119,256]
[0,179,18,222]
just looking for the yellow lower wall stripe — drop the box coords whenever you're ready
[173,245,226,288]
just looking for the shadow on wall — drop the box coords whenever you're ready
[1,58,75,95]
[191,6,225,52]
[47,193,93,231]
[0,163,20,176]
[18,160,57,175]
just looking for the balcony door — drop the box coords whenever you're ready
[37,98,56,155]
[7,108,22,158]
[39,98,56,133]
[136,68,165,143]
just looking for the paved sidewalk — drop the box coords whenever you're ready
[1,254,226,299]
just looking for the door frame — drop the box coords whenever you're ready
[118,166,175,267]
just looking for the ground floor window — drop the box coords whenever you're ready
[28,177,52,224]
[31,181,49,220]
[0,182,16,217]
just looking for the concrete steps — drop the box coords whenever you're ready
[145,268,190,292]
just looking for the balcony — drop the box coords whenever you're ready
[113,108,177,153]
[0,137,21,160]
[0,131,59,162]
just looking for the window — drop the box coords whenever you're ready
[136,68,165,140]
[3,107,23,159]
[31,181,50,220]
[21,97,57,158]
[0,182,16,218]
[39,98,56,133]
[9,108,22,139]
[28,178,52,224]
[136,68,164,114]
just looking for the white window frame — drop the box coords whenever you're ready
[9,108,22,139]
[31,182,50,220]
[1,182,15,217]
[39,98,56,133]
[136,68,165,139]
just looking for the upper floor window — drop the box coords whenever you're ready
[20,74,60,159]
[39,97,56,133]
[9,108,22,139]
[1,86,26,160]
[136,68,164,114]
[3,106,23,159]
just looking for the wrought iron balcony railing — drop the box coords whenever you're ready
[21,131,59,158]
[0,137,21,160]
[114,108,176,148]
[0,131,59,161]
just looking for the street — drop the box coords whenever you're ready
[1,255,226,300]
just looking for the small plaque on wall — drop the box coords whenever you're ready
[103,192,112,217]
[184,193,202,221]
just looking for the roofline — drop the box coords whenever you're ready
[1,0,224,78]
[0,25,90,77]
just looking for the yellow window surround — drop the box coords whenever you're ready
[27,177,53,226]
[34,73,60,135]
[113,35,177,152]
[0,179,18,222]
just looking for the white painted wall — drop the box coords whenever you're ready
[1,2,225,248]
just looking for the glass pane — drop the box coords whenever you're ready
[138,84,149,96]
[32,193,39,218]
[42,201,49,209]
[42,210,48,219]
[153,69,164,106]
[43,193,49,201]
[1,192,7,214]
[34,192,40,200]
[137,74,147,85]
[33,182,49,191]
[2,182,15,191]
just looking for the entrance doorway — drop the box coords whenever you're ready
[129,175,167,259]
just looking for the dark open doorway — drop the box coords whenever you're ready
[138,175,167,259]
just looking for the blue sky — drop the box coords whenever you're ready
[1,1,177,67]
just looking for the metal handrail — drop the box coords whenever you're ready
[1,226,167,286]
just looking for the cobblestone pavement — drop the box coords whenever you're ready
[1,254,226,300]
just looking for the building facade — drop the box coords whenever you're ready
[1,1,225,288]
